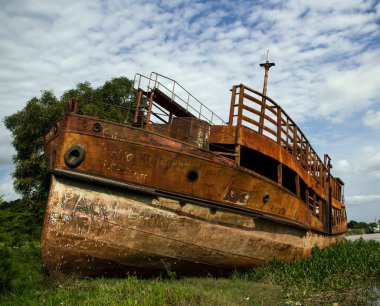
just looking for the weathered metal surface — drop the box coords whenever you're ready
[46,114,329,233]
[42,73,346,276]
[147,117,210,149]
[41,175,341,276]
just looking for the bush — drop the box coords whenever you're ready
[0,199,43,246]
[0,247,11,293]
[0,242,45,295]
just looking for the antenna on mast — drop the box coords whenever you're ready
[259,50,275,96]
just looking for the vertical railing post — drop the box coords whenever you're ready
[228,86,237,125]
[145,91,154,124]
[295,175,300,198]
[154,73,158,90]
[258,97,266,134]
[313,152,317,181]
[276,107,282,144]
[319,163,324,188]
[137,75,142,90]
[237,85,244,128]
[235,85,244,165]
[285,119,290,153]
[293,125,298,158]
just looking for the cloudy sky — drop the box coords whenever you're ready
[1,0,379,222]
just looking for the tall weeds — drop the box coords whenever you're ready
[240,239,380,304]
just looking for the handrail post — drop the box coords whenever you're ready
[258,97,266,134]
[276,107,282,144]
[228,86,236,125]
[306,142,310,172]
[293,125,298,158]
[146,91,154,124]
[237,85,244,128]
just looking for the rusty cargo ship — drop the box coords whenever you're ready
[42,61,347,276]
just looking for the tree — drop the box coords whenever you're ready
[4,76,135,201]
[347,220,358,229]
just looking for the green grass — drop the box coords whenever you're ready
[0,243,281,305]
[1,201,380,306]
[237,239,380,305]
[1,239,379,305]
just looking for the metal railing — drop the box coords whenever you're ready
[132,72,226,125]
[230,84,329,189]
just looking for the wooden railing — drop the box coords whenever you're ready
[229,84,329,189]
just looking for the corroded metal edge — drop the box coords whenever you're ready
[41,175,342,277]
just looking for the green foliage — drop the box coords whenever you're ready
[0,242,44,296]
[3,76,134,201]
[0,199,43,246]
[1,238,380,305]
[0,256,280,305]
[0,247,11,293]
[4,91,64,200]
[346,228,365,235]
[356,221,369,229]
[347,220,358,229]
[240,239,380,304]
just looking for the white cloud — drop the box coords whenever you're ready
[346,195,380,203]
[363,109,380,129]
[0,172,18,201]
[316,50,380,122]
[335,159,350,174]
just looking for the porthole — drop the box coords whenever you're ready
[92,122,102,132]
[263,194,270,204]
[187,170,199,182]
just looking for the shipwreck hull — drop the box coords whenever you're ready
[42,72,347,276]
[42,175,340,276]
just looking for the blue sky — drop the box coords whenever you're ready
[0,0,379,222]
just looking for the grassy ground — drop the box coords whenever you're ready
[1,239,379,305]
[0,201,379,305]
[0,243,281,305]
[237,238,380,305]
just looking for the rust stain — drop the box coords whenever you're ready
[42,71,346,276]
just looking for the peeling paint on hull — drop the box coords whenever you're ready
[41,175,341,276]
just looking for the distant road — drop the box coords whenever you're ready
[345,233,380,242]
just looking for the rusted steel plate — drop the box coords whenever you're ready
[47,114,329,233]
[41,175,342,276]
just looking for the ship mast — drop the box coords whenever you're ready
[258,50,275,134]
[259,50,275,96]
